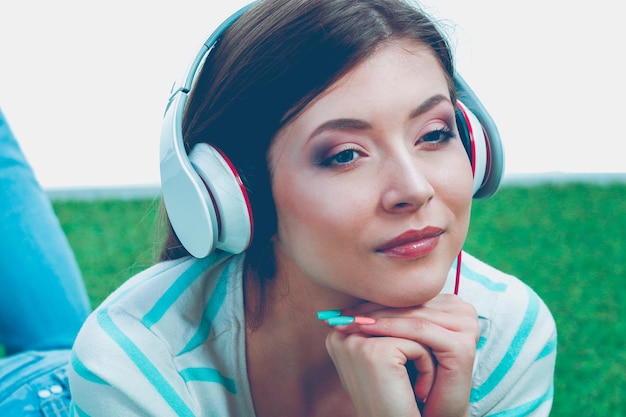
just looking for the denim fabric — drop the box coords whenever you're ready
[0,350,71,416]
[0,107,91,355]
[0,106,91,355]
[0,107,91,415]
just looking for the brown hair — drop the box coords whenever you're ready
[159,0,455,287]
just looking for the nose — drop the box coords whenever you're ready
[380,152,434,213]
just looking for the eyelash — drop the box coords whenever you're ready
[419,127,455,145]
[318,146,361,167]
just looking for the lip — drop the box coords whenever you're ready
[376,227,444,259]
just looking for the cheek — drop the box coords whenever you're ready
[454,159,474,234]
[454,162,474,211]
[434,150,474,223]
[438,145,473,189]
[272,171,371,276]
[272,174,328,247]
[274,177,354,240]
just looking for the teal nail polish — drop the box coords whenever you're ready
[327,316,355,326]
[317,310,342,320]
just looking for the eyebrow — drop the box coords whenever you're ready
[308,94,452,140]
[309,119,372,140]
[408,94,451,120]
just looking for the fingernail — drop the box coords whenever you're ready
[316,310,342,320]
[327,316,355,326]
[353,316,376,325]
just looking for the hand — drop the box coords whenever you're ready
[324,295,479,417]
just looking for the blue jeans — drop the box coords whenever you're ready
[0,350,71,416]
[0,108,91,355]
[0,107,91,415]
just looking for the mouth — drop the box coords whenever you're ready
[376,227,444,259]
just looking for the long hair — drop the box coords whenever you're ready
[159,0,454,290]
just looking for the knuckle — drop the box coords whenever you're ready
[407,317,429,334]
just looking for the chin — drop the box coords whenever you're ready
[372,284,445,308]
[374,267,450,307]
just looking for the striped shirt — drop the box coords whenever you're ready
[69,251,556,416]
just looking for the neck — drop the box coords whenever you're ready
[244,260,338,368]
[243,251,359,416]
[244,241,362,338]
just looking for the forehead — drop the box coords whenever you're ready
[314,41,444,102]
[268,40,449,157]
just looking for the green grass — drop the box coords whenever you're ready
[48,183,626,416]
[53,197,165,308]
[465,183,626,416]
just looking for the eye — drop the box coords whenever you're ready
[319,147,362,167]
[420,127,455,144]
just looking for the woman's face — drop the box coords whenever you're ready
[268,40,473,308]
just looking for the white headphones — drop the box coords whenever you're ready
[454,75,505,199]
[159,2,505,259]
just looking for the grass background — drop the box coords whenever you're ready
[466,183,625,416]
[22,182,626,415]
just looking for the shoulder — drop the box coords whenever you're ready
[459,252,555,330]
[74,250,245,352]
[69,252,248,416]
[95,251,244,324]
[459,252,557,416]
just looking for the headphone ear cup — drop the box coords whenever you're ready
[454,74,505,199]
[159,2,258,258]
[456,101,489,197]
[160,93,219,259]
[188,143,253,254]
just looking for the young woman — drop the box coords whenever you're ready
[69,1,557,416]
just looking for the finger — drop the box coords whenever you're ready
[323,311,477,345]
[364,298,479,336]
[347,319,475,417]
[403,342,435,402]
[357,317,478,361]
[326,331,436,411]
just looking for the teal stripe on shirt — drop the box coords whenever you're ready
[462,263,508,292]
[97,309,196,417]
[477,336,487,350]
[536,336,557,361]
[486,384,554,417]
[105,260,183,308]
[178,261,231,355]
[142,254,224,329]
[71,402,90,417]
[470,285,540,403]
[70,351,108,385]
[180,367,237,394]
